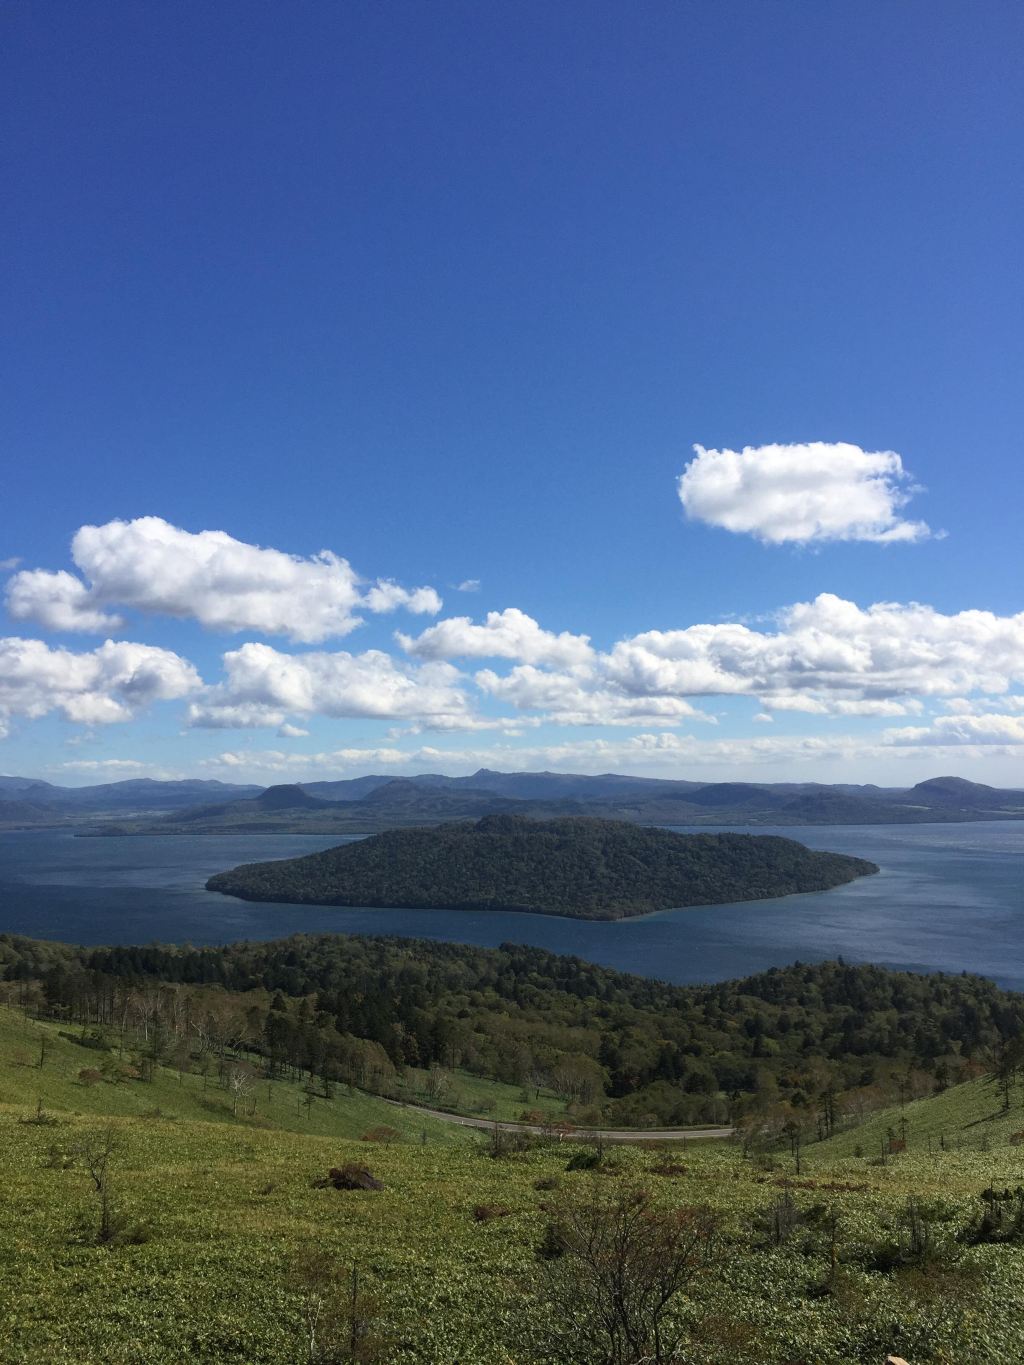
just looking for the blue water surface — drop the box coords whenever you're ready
[0,822,1021,988]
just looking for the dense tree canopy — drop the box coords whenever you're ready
[2,931,1018,1128]
[205,815,876,919]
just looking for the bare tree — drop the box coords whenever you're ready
[537,1182,718,1365]
[228,1063,255,1117]
[76,1125,119,1244]
[290,1252,391,1363]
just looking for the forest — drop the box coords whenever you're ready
[3,931,1020,1130]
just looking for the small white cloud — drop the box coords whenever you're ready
[399,607,593,668]
[277,722,310,738]
[678,442,934,544]
[0,557,22,572]
[456,579,481,593]
[363,580,442,615]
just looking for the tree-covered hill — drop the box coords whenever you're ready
[3,932,1022,1132]
[205,814,876,918]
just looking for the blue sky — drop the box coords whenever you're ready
[2,0,1022,786]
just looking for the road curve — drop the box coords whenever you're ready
[382,1097,734,1143]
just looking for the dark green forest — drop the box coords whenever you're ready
[205,815,876,918]
[3,931,1019,1130]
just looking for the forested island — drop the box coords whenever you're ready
[206,813,877,918]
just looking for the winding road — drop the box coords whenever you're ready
[383,1097,734,1143]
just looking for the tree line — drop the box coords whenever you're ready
[1,931,1021,1128]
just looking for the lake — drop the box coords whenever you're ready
[0,822,1021,989]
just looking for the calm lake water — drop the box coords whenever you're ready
[0,822,1021,989]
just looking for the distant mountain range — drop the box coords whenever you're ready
[1,767,1013,835]
[0,776,262,827]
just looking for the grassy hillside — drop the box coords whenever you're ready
[206,815,876,919]
[814,1073,1024,1162]
[0,1005,465,1146]
[3,997,1024,1362]
[3,1059,1024,1362]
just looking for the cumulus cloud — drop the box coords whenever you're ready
[605,594,1024,708]
[475,664,714,726]
[885,713,1024,746]
[362,580,442,615]
[677,442,934,544]
[7,569,123,633]
[6,517,442,642]
[0,636,200,734]
[457,579,481,593]
[187,642,478,730]
[398,607,594,668]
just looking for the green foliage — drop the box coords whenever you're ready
[5,932,1022,1131]
[2,1094,1023,1363]
[204,814,876,918]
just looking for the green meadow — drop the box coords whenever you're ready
[2,1003,1024,1364]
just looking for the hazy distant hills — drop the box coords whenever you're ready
[18,767,1015,836]
[0,776,263,827]
[206,814,878,919]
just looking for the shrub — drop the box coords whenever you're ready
[360,1125,399,1145]
[473,1203,512,1222]
[314,1164,384,1192]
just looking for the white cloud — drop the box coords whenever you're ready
[678,442,934,544]
[188,642,478,730]
[362,580,442,615]
[758,694,922,717]
[475,664,714,726]
[886,713,1024,746]
[605,594,1024,708]
[0,636,200,734]
[6,517,441,642]
[399,607,594,667]
[277,722,310,739]
[456,579,481,593]
[940,696,1024,716]
[7,569,123,633]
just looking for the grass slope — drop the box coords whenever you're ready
[813,1074,1024,1162]
[3,994,1024,1365]
[0,1006,465,1146]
